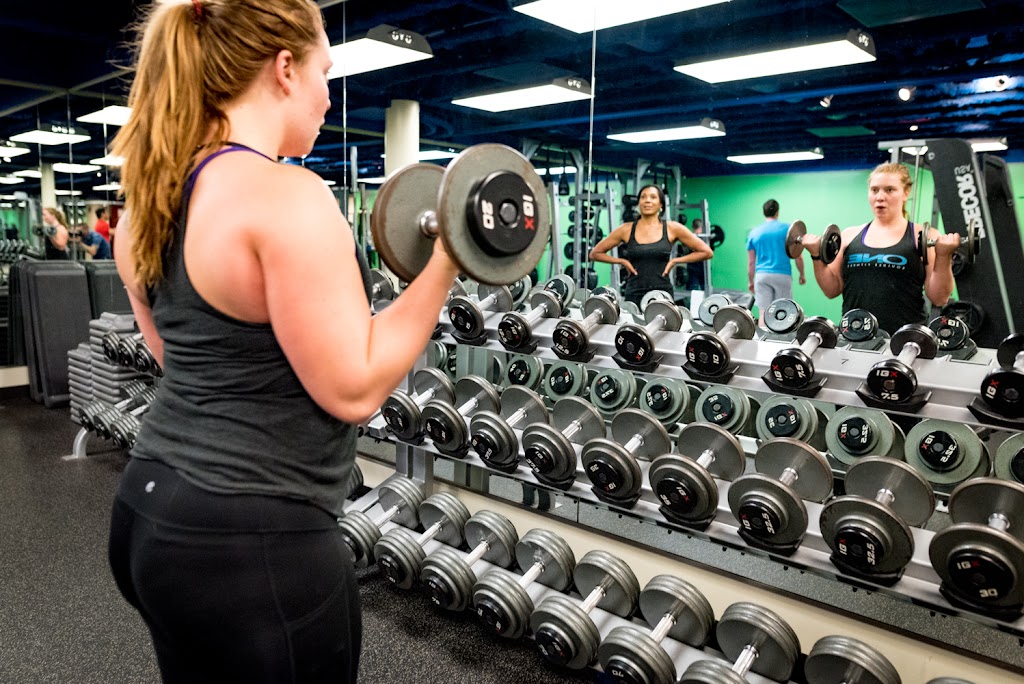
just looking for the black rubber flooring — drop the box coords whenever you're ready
[0,391,595,683]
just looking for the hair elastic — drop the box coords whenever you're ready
[191,0,203,21]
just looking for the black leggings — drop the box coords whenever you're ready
[109,459,361,683]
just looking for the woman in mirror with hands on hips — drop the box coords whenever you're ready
[589,184,713,306]
[801,162,960,334]
[108,1,459,682]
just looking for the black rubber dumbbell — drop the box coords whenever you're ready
[864,323,939,405]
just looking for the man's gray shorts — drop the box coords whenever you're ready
[754,272,793,314]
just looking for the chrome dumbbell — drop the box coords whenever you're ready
[338,477,423,566]
[374,492,471,590]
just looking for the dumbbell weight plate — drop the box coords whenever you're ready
[845,457,935,527]
[695,385,757,436]
[640,290,673,310]
[840,308,880,343]
[509,275,531,310]
[422,375,500,455]
[697,293,732,327]
[804,635,901,684]
[504,354,544,391]
[582,410,670,502]
[651,423,745,524]
[383,367,455,442]
[437,144,550,285]
[786,220,808,259]
[448,284,513,339]
[340,478,425,565]
[470,386,547,469]
[426,340,447,371]
[639,377,690,426]
[370,268,396,302]
[522,396,604,484]
[929,316,971,352]
[981,333,1024,418]
[376,492,470,589]
[929,478,1024,611]
[764,298,804,335]
[677,423,746,480]
[543,274,576,309]
[371,164,443,284]
[590,368,639,415]
[825,406,906,467]
[610,409,671,459]
[756,439,834,503]
[994,432,1024,484]
[821,223,842,263]
[904,419,989,486]
[552,295,620,359]
[531,551,640,669]
[715,602,801,683]
[544,361,589,401]
[592,285,618,302]
[755,396,826,450]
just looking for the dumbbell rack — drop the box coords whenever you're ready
[367,310,1024,673]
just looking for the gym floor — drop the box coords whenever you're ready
[0,390,593,683]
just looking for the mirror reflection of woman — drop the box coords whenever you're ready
[803,163,959,334]
[589,184,713,306]
[41,207,70,260]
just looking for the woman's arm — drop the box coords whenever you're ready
[113,213,165,369]
[589,224,635,275]
[924,226,958,307]
[804,225,859,299]
[662,222,713,275]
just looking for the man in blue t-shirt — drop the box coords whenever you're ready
[746,199,804,325]
[72,223,112,260]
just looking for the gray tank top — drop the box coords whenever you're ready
[132,144,371,516]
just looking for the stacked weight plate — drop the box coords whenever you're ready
[67,343,93,425]
[82,313,148,418]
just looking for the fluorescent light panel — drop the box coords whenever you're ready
[1,141,32,158]
[380,150,459,161]
[676,30,875,83]
[53,162,101,174]
[328,25,432,79]
[453,78,591,112]
[0,175,26,184]
[13,169,42,178]
[536,166,578,175]
[513,0,730,33]
[10,125,90,146]
[972,138,1008,152]
[728,150,824,164]
[77,105,132,127]
[608,119,725,143]
[92,183,122,192]
[55,189,83,196]
[90,155,125,167]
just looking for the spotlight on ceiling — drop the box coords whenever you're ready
[909,125,919,132]
[819,95,833,108]
[898,86,915,102]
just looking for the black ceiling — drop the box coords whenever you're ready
[1,0,1022,197]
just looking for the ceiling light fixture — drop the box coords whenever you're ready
[55,189,83,196]
[608,118,726,143]
[0,175,26,185]
[453,77,592,112]
[92,182,122,192]
[909,125,919,132]
[728,149,824,164]
[675,29,875,83]
[328,25,432,79]
[536,166,578,176]
[53,162,101,174]
[971,138,1008,152]
[380,150,459,161]
[898,86,915,101]
[819,95,833,108]
[89,154,125,167]
[1,140,33,159]
[77,105,133,127]
[13,169,42,178]
[511,0,730,33]
[10,124,90,146]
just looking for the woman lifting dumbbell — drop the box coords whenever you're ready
[589,184,713,307]
[106,1,464,681]
[802,162,960,334]
[40,207,70,260]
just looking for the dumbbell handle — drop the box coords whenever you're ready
[695,449,716,470]
[733,645,759,676]
[649,613,676,644]
[874,488,895,507]
[896,342,922,366]
[522,300,556,327]
[456,395,483,416]
[515,560,545,589]
[416,517,448,546]
[506,407,533,429]
[410,386,442,409]
[476,292,501,311]
[464,537,496,567]
[641,313,668,336]
[778,467,798,489]
[989,513,1010,532]
[371,281,385,298]
[622,433,645,454]
[579,309,610,334]
[799,332,824,357]
[562,418,587,442]
[578,577,612,614]
[718,320,740,344]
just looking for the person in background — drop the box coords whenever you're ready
[590,184,713,306]
[746,199,804,326]
[803,162,958,333]
[41,207,70,260]
[107,0,459,681]
[94,206,112,242]
[72,222,112,259]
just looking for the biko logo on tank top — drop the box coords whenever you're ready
[845,253,909,269]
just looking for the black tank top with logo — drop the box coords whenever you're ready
[621,220,673,304]
[841,221,926,334]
